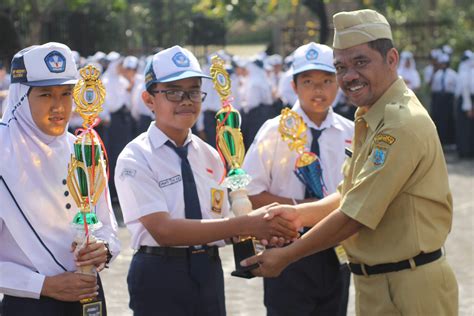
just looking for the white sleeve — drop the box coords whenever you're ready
[412,70,421,90]
[461,70,473,111]
[242,120,277,195]
[93,190,121,263]
[244,81,263,109]
[115,151,169,223]
[195,111,204,132]
[0,262,45,299]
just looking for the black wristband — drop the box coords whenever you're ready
[104,242,113,266]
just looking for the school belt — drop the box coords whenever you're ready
[138,245,219,258]
[348,249,442,276]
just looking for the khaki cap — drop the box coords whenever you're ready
[333,9,392,49]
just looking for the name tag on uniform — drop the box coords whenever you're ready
[159,175,182,188]
[334,245,348,265]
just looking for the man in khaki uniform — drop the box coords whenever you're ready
[242,9,459,315]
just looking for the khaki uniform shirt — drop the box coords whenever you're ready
[339,78,453,266]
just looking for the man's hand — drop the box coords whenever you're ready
[72,240,109,272]
[247,204,300,241]
[41,272,98,302]
[264,204,302,227]
[240,247,292,278]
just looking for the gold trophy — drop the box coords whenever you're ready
[67,65,107,315]
[279,108,325,199]
[279,108,348,265]
[210,56,263,278]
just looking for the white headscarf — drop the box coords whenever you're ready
[398,51,421,90]
[0,82,79,275]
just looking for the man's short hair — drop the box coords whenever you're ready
[367,39,394,60]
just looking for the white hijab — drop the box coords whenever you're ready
[0,82,78,275]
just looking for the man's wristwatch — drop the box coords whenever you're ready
[104,242,113,267]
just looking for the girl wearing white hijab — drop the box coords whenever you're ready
[397,51,421,91]
[0,42,120,315]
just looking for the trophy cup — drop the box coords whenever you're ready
[67,65,107,315]
[278,108,325,199]
[279,108,349,264]
[210,56,263,278]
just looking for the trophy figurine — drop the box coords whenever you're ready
[279,108,326,199]
[67,65,107,315]
[210,56,263,278]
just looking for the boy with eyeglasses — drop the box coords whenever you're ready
[114,45,300,316]
[242,42,354,316]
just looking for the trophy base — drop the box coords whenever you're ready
[231,238,264,279]
[81,299,103,316]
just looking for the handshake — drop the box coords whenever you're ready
[230,203,302,278]
[245,203,302,246]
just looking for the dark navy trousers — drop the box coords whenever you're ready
[1,275,107,316]
[127,251,226,316]
[264,248,350,316]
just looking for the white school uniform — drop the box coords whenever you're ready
[114,124,230,250]
[0,84,120,299]
[242,101,354,199]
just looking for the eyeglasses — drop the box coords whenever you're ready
[150,89,207,102]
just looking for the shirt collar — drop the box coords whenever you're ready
[358,77,407,131]
[292,100,345,131]
[148,123,195,150]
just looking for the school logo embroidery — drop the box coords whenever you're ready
[172,52,190,68]
[44,51,66,73]
[372,147,387,166]
[306,48,319,61]
[211,188,224,214]
[119,168,137,180]
[159,175,182,188]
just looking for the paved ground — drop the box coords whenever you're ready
[1,153,471,315]
[100,152,473,316]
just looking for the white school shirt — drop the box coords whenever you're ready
[278,69,298,106]
[115,124,230,250]
[130,74,154,121]
[458,59,474,111]
[240,63,273,113]
[431,68,458,93]
[242,101,354,199]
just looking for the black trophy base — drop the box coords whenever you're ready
[231,238,263,279]
[81,298,103,316]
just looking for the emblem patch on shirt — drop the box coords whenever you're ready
[374,133,396,145]
[211,188,224,214]
[159,175,182,188]
[372,146,387,166]
[119,168,137,180]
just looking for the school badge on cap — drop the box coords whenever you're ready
[292,42,335,76]
[44,51,66,73]
[10,42,77,86]
[306,49,319,61]
[172,52,190,68]
[144,45,210,89]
